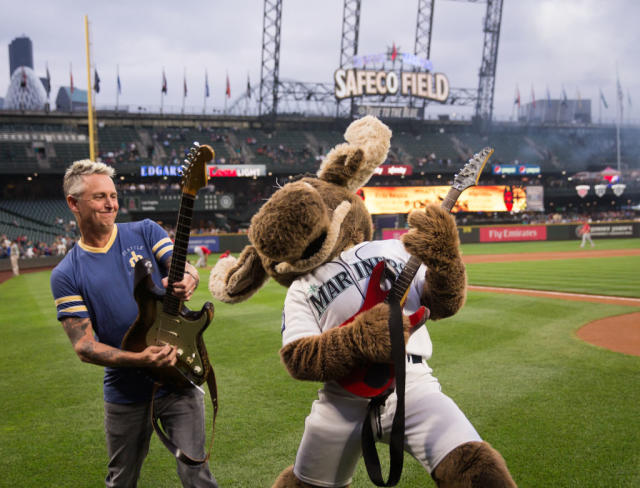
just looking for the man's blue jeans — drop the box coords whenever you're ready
[104,387,217,487]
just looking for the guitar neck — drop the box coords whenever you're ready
[386,187,463,306]
[163,193,195,315]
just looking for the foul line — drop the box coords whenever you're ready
[468,285,640,307]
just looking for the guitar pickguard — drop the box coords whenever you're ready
[146,302,212,384]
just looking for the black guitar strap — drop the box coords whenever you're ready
[150,366,219,466]
[361,297,406,487]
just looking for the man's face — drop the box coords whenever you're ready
[68,174,119,232]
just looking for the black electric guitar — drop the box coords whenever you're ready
[122,142,215,389]
[338,147,494,398]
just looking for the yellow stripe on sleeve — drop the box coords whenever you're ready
[55,295,84,306]
[152,237,172,253]
[156,245,173,260]
[60,305,88,313]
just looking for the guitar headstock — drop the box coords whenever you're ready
[451,147,494,192]
[180,142,215,196]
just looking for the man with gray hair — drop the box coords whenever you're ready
[50,159,217,487]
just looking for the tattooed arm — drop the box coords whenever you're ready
[61,316,177,368]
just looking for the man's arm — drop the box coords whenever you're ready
[61,316,177,368]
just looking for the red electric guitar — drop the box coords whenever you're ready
[338,147,494,398]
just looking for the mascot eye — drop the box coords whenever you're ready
[301,232,327,260]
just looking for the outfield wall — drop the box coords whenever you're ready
[2,222,637,273]
[383,220,640,244]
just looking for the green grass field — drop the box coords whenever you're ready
[1,238,639,487]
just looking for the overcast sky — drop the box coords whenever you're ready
[1,0,638,122]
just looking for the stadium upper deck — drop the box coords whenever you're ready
[1,111,638,177]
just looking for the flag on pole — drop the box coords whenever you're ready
[94,68,101,93]
[45,64,51,97]
[183,73,188,98]
[531,85,536,108]
[225,73,231,98]
[617,74,623,117]
[599,89,608,109]
[161,70,167,94]
[576,88,581,108]
[70,64,74,94]
[117,73,122,94]
[205,70,210,98]
[391,42,398,62]
[20,67,27,88]
[246,74,251,98]
[514,85,520,107]
[561,86,568,106]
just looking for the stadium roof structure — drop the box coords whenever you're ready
[3,66,47,111]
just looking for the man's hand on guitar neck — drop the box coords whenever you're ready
[162,262,200,301]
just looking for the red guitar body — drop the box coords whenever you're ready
[338,261,427,398]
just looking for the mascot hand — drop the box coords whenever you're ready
[402,204,467,320]
[279,303,415,382]
[208,246,268,303]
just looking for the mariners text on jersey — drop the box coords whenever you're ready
[308,255,405,317]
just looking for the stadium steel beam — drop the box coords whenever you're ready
[414,0,435,61]
[259,0,283,117]
[474,0,503,125]
[337,0,361,117]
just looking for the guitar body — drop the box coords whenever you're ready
[338,261,426,398]
[122,259,214,388]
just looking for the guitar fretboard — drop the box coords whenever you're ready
[163,194,195,316]
[385,186,461,306]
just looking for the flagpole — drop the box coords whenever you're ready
[160,68,165,115]
[203,71,207,115]
[616,69,622,174]
[84,15,97,161]
[181,67,186,115]
[116,65,120,112]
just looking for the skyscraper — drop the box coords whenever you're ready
[9,36,33,77]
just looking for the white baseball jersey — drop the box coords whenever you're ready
[282,239,433,362]
[281,240,482,485]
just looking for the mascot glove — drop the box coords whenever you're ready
[401,204,467,320]
[279,302,413,382]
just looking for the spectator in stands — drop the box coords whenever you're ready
[10,240,20,276]
[50,160,218,488]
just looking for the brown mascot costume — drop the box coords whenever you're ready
[208,115,516,487]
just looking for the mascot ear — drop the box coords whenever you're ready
[208,245,269,303]
[317,115,391,191]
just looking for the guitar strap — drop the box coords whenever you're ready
[150,365,219,466]
[361,297,406,487]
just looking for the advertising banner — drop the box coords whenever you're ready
[188,235,220,253]
[361,185,528,214]
[479,226,547,242]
